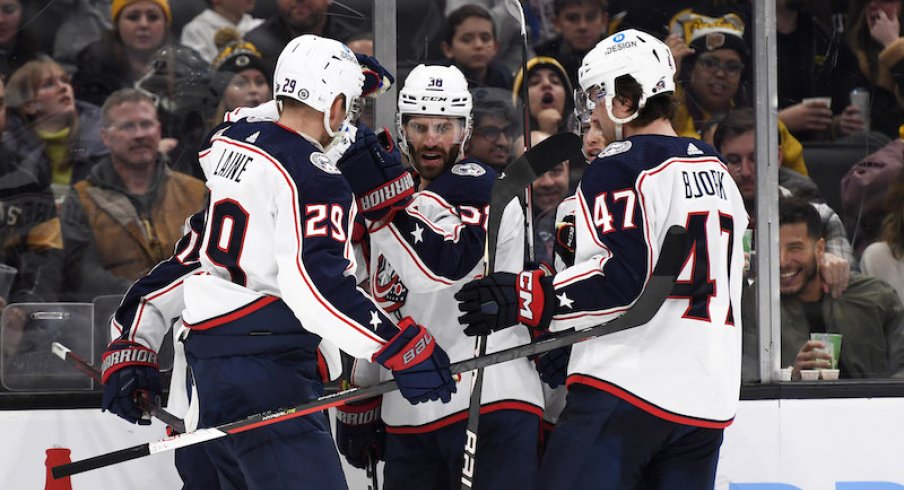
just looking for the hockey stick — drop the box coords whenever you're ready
[366,449,379,490]
[51,342,186,433]
[52,225,685,480]
[461,131,581,489]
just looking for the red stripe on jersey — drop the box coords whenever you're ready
[567,374,734,429]
[385,400,543,434]
[211,136,386,345]
[184,295,279,330]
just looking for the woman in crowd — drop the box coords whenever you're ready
[860,163,904,303]
[512,56,575,137]
[72,0,176,106]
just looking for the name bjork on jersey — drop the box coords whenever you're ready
[682,170,727,200]
[213,150,252,182]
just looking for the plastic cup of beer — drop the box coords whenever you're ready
[0,264,17,302]
[809,333,842,369]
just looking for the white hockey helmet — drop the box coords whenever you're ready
[273,34,364,137]
[576,29,676,133]
[396,64,473,159]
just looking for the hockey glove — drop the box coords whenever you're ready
[374,318,456,404]
[554,214,576,268]
[335,396,385,469]
[456,270,556,337]
[356,53,395,98]
[337,124,415,224]
[101,340,162,425]
[530,330,571,389]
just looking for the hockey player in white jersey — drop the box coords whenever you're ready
[99,35,456,490]
[457,29,748,489]
[333,64,544,490]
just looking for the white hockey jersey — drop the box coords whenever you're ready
[549,136,748,428]
[353,160,545,431]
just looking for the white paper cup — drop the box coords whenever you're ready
[800,369,820,381]
[820,369,840,381]
[0,263,17,301]
[779,367,793,381]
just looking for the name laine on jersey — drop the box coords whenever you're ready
[682,169,728,200]
[213,149,252,182]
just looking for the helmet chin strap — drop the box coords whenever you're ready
[323,110,337,138]
[604,96,644,141]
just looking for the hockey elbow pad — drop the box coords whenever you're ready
[335,396,385,469]
[101,340,162,425]
[373,318,456,405]
[337,124,414,224]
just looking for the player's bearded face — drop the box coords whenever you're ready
[778,223,822,297]
[403,116,466,181]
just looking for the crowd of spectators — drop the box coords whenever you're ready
[2,0,904,388]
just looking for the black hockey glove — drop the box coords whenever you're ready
[101,340,161,425]
[374,318,456,404]
[554,214,576,268]
[530,329,571,389]
[337,124,415,224]
[335,396,385,469]
[456,270,556,337]
[356,53,395,97]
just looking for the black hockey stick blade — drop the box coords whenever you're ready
[51,342,186,433]
[53,225,685,479]
[486,132,581,272]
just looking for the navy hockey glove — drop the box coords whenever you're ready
[554,214,576,268]
[356,53,395,97]
[335,396,385,469]
[530,330,571,389]
[456,270,556,336]
[337,124,415,224]
[101,340,161,425]
[374,318,456,404]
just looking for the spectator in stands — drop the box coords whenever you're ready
[208,30,271,127]
[534,0,609,86]
[465,87,519,171]
[512,56,574,135]
[53,0,113,74]
[244,0,366,64]
[746,196,904,380]
[713,108,852,297]
[0,0,50,80]
[0,76,64,310]
[840,136,904,257]
[440,4,513,90]
[72,0,178,107]
[4,56,109,202]
[845,0,904,139]
[180,0,264,63]
[518,130,570,264]
[60,89,207,302]
[444,0,536,74]
[776,0,867,141]
[861,168,904,304]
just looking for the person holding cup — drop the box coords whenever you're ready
[777,197,904,380]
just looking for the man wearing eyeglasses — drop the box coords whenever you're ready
[60,88,207,301]
[465,87,520,171]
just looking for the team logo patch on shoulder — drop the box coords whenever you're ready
[601,141,632,157]
[687,143,703,155]
[451,162,486,177]
[310,152,341,174]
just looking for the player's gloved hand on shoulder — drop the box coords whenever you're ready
[554,214,576,268]
[456,270,556,336]
[335,396,385,469]
[374,318,456,404]
[356,53,395,97]
[101,340,161,425]
[337,123,415,225]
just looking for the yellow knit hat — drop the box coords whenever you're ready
[112,0,172,24]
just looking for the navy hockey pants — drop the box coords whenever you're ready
[382,409,539,490]
[537,385,723,490]
[186,348,348,490]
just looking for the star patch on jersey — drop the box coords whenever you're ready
[600,141,632,157]
[451,162,486,177]
[310,152,341,174]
